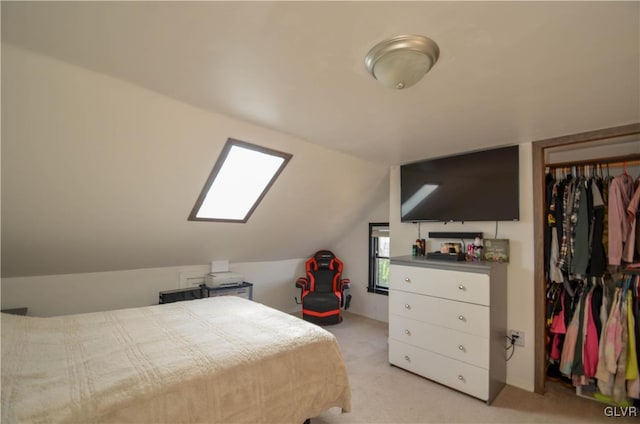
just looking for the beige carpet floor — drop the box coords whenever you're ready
[311,312,637,424]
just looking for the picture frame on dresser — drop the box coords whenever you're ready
[483,239,510,263]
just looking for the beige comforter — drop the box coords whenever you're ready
[1,297,351,423]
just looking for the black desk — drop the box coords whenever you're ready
[203,282,253,300]
[159,283,253,304]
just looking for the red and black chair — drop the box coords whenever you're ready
[295,250,351,325]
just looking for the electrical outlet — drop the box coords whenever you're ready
[508,330,525,347]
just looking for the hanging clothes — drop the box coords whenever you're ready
[583,284,600,378]
[560,288,582,376]
[602,175,613,256]
[557,178,575,273]
[549,290,567,361]
[588,180,607,277]
[545,161,640,404]
[547,179,565,283]
[548,173,611,281]
[595,280,613,395]
[612,289,629,403]
[626,178,640,261]
[545,173,555,279]
[608,173,635,265]
[572,180,590,277]
[626,282,639,398]
[597,286,624,397]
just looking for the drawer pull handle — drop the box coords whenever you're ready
[404,329,411,335]
[404,277,411,283]
[458,345,465,351]
[458,375,465,382]
[405,304,411,310]
[458,284,466,291]
[458,315,465,321]
[404,355,411,362]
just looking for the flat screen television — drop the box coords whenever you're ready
[400,145,519,222]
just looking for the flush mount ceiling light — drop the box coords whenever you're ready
[365,34,440,89]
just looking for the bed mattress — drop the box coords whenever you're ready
[1,296,351,423]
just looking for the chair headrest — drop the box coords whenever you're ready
[314,250,336,269]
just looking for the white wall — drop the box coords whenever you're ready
[0,171,391,319]
[1,204,398,319]
[0,43,390,321]
[389,143,535,392]
[1,43,388,278]
[332,174,391,323]
[1,258,307,317]
[0,175,391,319]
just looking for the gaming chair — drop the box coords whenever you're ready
[295,250,351,325]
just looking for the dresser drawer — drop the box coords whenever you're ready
[389,315,489,368]
[389,340,489,401]
[389,289,489,336]
[391,265,490,306]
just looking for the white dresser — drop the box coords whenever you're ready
[388,256,507,404]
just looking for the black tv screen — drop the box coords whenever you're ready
[400,145,519,222]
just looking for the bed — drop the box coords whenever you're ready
[1,296,351,423]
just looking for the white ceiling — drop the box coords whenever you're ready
[3,1,639,166]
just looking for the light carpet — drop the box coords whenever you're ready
[312,312,637,424]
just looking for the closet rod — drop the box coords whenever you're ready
[547,153,640,169]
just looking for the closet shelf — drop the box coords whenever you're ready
[546,153,640,169]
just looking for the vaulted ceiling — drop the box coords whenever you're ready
[3,1,638,164]
[1,1,638,277]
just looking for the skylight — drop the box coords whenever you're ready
[189,139,292,222]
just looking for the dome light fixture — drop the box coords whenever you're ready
[364,34,440,89]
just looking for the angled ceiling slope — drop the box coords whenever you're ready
[1,43,389,277]
[2,1,638,165]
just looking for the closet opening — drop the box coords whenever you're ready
[532,123,640,400]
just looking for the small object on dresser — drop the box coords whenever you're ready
[483,239,510,263]
[426,251,466,261]
[414,239,427,256]
[440,242,461,254]
[467,243,475,260]
[473,237,483,261]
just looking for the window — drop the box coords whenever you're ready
[189,138,292,223]
[368,222,390,295]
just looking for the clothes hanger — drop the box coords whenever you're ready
[622,161,632,182]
